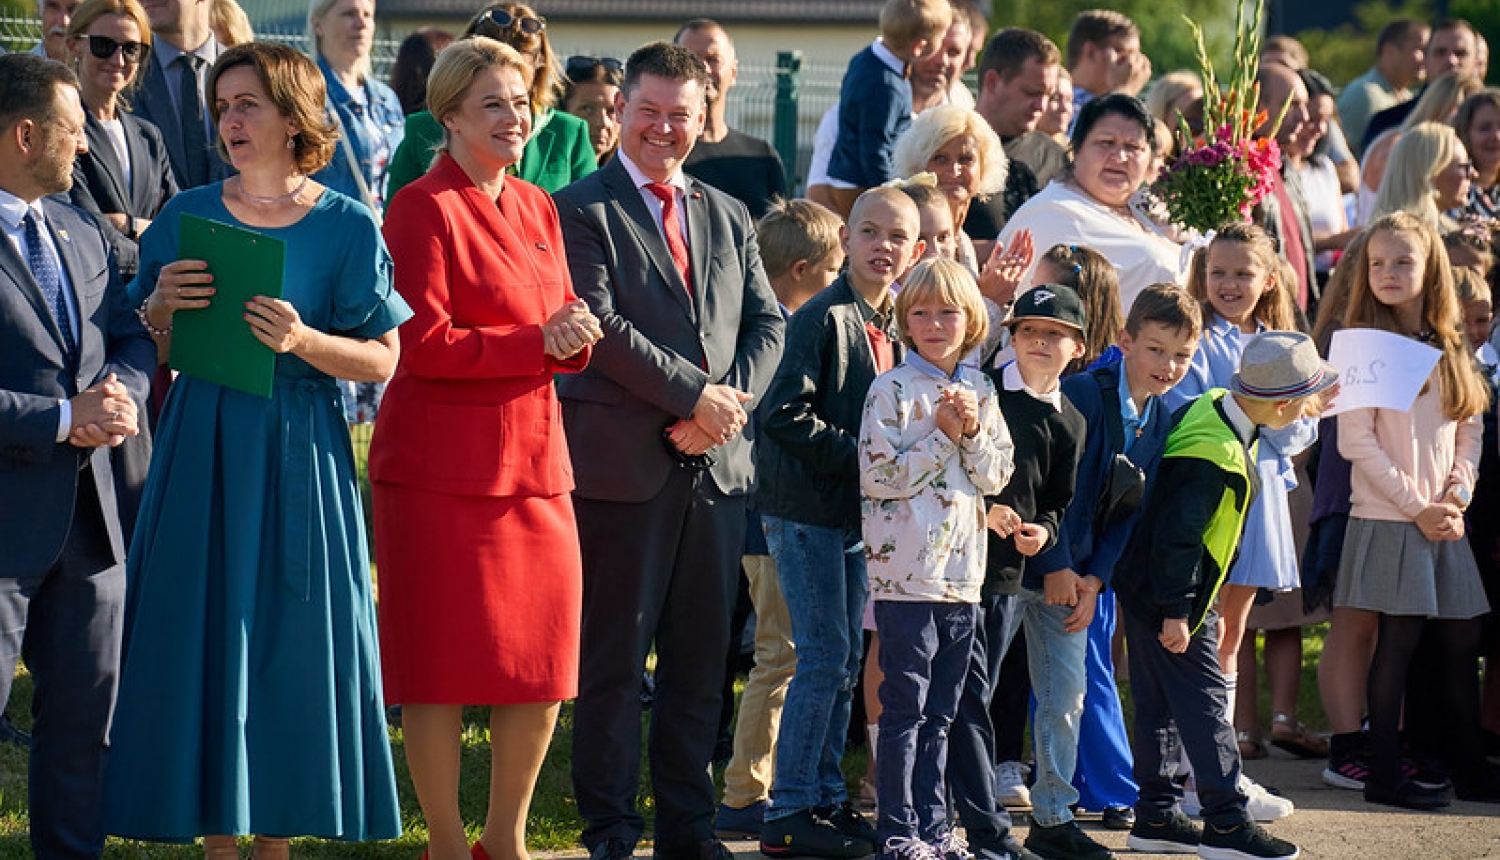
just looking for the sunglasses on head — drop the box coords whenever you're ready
[485,8,545,35]
[80,34,147,62]
[565,55,623,82]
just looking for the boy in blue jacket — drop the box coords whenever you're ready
[1031,285,1202,831]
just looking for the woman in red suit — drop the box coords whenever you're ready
[370,37,603,860]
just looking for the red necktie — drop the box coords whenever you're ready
[646,182,693,297]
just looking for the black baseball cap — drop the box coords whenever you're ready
[1005,284,1088,337]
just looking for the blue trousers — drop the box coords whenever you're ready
[1071,590,1138,810]
[874,600,977,843]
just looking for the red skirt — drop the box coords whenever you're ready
[373,482,581,704]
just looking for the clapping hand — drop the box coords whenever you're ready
[543,300,603,361]
[978,229,1033,308]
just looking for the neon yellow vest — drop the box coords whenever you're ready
[1162,389,1257,633]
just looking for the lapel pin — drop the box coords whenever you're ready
[57,229,70,243]
[535,240,548,251]
[690,192,703,200]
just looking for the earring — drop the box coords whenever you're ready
[286,135,296,149]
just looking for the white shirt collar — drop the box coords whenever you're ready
[871,38,906,77]
[0,186,41,232]
[1220,392,1258,448]
[1002,361,1062,410]
[616,149,687,194]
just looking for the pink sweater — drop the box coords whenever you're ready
[1338,372,1481,522]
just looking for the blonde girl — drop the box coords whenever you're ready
[1334,211,1498,809]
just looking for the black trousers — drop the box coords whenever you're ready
[947,593,1020,850]
[572,469,746,851]
[1121,609,1247,828]
[0,469,124,860]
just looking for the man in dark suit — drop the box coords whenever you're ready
[130,0,228,189]
[0,54,154,860]
[553,41,784,860]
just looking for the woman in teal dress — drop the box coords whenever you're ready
[385,1,596,198]
[105,42,411,860]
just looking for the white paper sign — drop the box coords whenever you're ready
[1324,328,1442,415]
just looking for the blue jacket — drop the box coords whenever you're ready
[826,45,910,188]
[1034,358,1175,586]
[315,57,405,214]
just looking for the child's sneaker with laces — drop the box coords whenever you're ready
[879,837,940,860]
[930,831,973,860]
[1197,820,1299,860]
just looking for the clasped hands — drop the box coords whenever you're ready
[668,383,751,457]
[935,387,979,443]
[69,372,137,448]
[543,300,603,361]
[1416,500,1466,542]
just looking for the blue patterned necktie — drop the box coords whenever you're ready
[23,211,76,358]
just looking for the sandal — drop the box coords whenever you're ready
[1269,714,1329,759]
[251,837,290,860]
[204,836,241,860]
[1237,730,1268,760]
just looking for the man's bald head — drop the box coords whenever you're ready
[1256,61,1308,147]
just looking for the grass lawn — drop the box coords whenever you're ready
[0,623,1331,859]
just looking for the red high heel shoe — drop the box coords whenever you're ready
[471,844,494,860]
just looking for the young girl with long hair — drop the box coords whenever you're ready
[1336,211,1500,809]
[1033,244,1125,376]
[1171,222,1307,820]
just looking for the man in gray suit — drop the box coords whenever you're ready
[554,41,784,860]
[0,54,155,860]
[130,0,227,189]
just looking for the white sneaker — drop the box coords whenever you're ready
[994,761,1031,809]
[1182,775,1295,822]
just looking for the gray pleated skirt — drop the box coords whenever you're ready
[1333,517,1491,619]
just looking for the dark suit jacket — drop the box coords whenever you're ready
[553,157,784,503]
[0,197,155,579]
[129,47,234,189]
[69,111,179,277]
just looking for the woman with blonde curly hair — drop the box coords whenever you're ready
[893,105,1008,276]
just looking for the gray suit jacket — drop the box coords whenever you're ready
[0,197,155,578]
[130,47,234,189]
[69,111,179,277]
[553,157,784,503]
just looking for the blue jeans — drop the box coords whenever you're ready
[874,600,978,843]
[1019,587,1089,826]
[764,516,867,817]
[1072,590,1138,810]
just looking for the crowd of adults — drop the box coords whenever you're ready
[1,1,1500,860]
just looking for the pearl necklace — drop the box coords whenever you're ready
[238,175,309,205]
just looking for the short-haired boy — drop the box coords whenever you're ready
[976,287,1095,860]
[1031,285,1203,832]
[826,0,954,216]
[1114,331,1336,860]
[861,257,1014,860]
[757,188,925,859]
[718,199,847,839]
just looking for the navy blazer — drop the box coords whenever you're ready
[1033,358,1176,586]
[553,157,784,502]
[0,197,155,579]
[69,110,179,277]
[129,46,235,189]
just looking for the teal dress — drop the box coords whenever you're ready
[104,185,411,841]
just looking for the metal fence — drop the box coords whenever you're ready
[1,13,852,192]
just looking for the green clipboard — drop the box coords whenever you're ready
[170,214,286,398]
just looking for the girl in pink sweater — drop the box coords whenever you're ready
[1335,211,1499,810]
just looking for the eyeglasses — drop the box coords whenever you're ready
[80,34,147,62]
[485,8,545,35]
[565,55,623,82]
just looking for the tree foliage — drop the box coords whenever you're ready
[988,0,1242,78]
[1292,0,1433,87]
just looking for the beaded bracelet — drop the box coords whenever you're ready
[135,297,172,336]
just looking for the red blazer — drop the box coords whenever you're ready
[371,152,589,498]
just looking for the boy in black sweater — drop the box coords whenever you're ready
[949,285,1089,860]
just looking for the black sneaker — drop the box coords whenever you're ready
[1022,820,1111,860]
[1363,776,1451,811]
[1100,806,1134,831]
[1321,748,1369,790]
[590,837,637,860]
[1454,760,1500,803]
[1197,821,1299,860]
[761,810,872,859]
[815,800,878,846]
[1124,811,1200,854]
